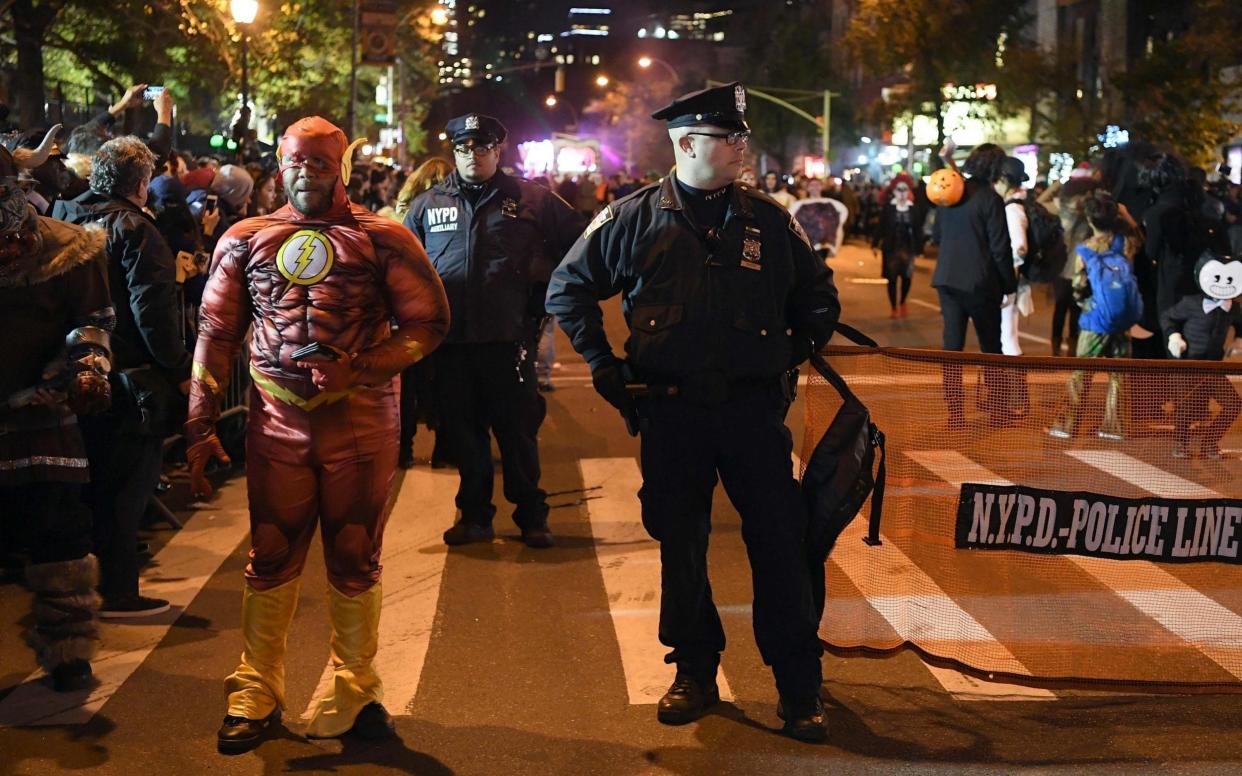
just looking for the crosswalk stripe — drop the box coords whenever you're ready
[0,486,250,727]
[1065,450,1220,499]
[579,458,735,705]
[1064,450,1242,680]
[798,452,1055,700]
[302,468,457,721]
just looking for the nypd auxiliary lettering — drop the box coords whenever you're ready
[426,206,459,233]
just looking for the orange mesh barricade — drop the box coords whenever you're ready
[802,346,1242,688]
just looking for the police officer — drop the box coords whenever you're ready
[546,83,840,742]
[404,114,584,548]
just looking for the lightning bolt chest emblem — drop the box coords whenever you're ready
[276,229,334,286]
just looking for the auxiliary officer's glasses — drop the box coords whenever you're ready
[686,130,752,147]
[453,143,498,157]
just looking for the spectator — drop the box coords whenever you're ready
[395,157,453,222]
[0,140,113,691]
[247,167,279,218]
[1037,168,1097,356]
[873,172,925,318]
[930,142,1015,427]
[1050,190,1143,440]
[1139,153,1199,327]
[996,157,1031,356]
[54,135,192,618]
[3,125,75,215]
[392,155,454,468]
[763,171,797,208]
[931,143,1014,353]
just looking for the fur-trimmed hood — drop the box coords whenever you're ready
[0,216,106,289]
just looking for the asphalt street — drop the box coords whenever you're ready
[2,241,1240,776]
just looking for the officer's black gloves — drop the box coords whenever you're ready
[591,356,639,436]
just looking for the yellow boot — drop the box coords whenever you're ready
[304,582,386,738]
[224,578,300,720]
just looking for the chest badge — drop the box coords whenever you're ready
[501,198,519,218]
[741,225,762,271]
[276,229,335,286]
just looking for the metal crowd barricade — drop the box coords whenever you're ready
[169,285,252,442]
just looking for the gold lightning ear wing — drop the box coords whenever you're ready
[340,138,369,185]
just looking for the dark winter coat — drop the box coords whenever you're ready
[930,178,1016,299]
[404,170,586,345]
[53,190,191,382]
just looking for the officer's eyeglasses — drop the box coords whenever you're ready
[686,131,752,147]
[454,143,498,157]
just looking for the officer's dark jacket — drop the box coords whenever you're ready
[546,175,841,380]
[403,170,585,344]
[53,190,191,380]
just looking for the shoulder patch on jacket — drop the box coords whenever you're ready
[788,211,811,246]
[582,205,613,239]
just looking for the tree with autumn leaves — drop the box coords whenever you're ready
[845,0,1241,167]
[3,0,443,152]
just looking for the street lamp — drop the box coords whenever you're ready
[544,95,578,133]
[636,56,679,82]
[230,0,257,140]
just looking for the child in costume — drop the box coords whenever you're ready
[1161,250,1242,459]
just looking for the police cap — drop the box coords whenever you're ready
[446,113,508,145]
[650,82,749,131]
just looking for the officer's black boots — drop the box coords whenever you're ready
[442,522,495,546]
[520,525,554,548]
[656,673,720,725]
[217,708,281,755]
[351,702,397,739]
[776,696,829,743]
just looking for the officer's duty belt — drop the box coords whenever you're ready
[627,371,782,406]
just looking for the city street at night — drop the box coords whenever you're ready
[3,246,1241,774]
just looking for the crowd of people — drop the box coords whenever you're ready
[1,76,1240,754]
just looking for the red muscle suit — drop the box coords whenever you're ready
[185,117,449,745]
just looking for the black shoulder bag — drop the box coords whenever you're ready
[801,324,886,618]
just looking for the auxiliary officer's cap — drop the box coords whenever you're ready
[651,82,749,131]
[446,113,508,145]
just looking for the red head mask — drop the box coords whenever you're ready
[278,117,363,217]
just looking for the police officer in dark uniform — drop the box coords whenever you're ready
[546,84,840,742]
[404,114,584,548]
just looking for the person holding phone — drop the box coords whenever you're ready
[184,116,449,753]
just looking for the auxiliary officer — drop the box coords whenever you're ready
[404,114,584,548]
[546,83,840,742]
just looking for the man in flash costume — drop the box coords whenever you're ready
[0,130,115,693]
[185,116,449,753]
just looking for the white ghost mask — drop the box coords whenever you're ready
[1198,258,1242,301]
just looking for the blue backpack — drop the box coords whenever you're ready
[1079,236,1143,335]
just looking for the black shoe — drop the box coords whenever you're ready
[50,659,93,692]
[99,595,170,619]
[398,447,415,469]
[657,673,719,725]
[442,522,494,546]
[537,381,555,393]
[520,526,554,548]
[350,702,396,740]
[217,708,281,755]
[777,696,829,743]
